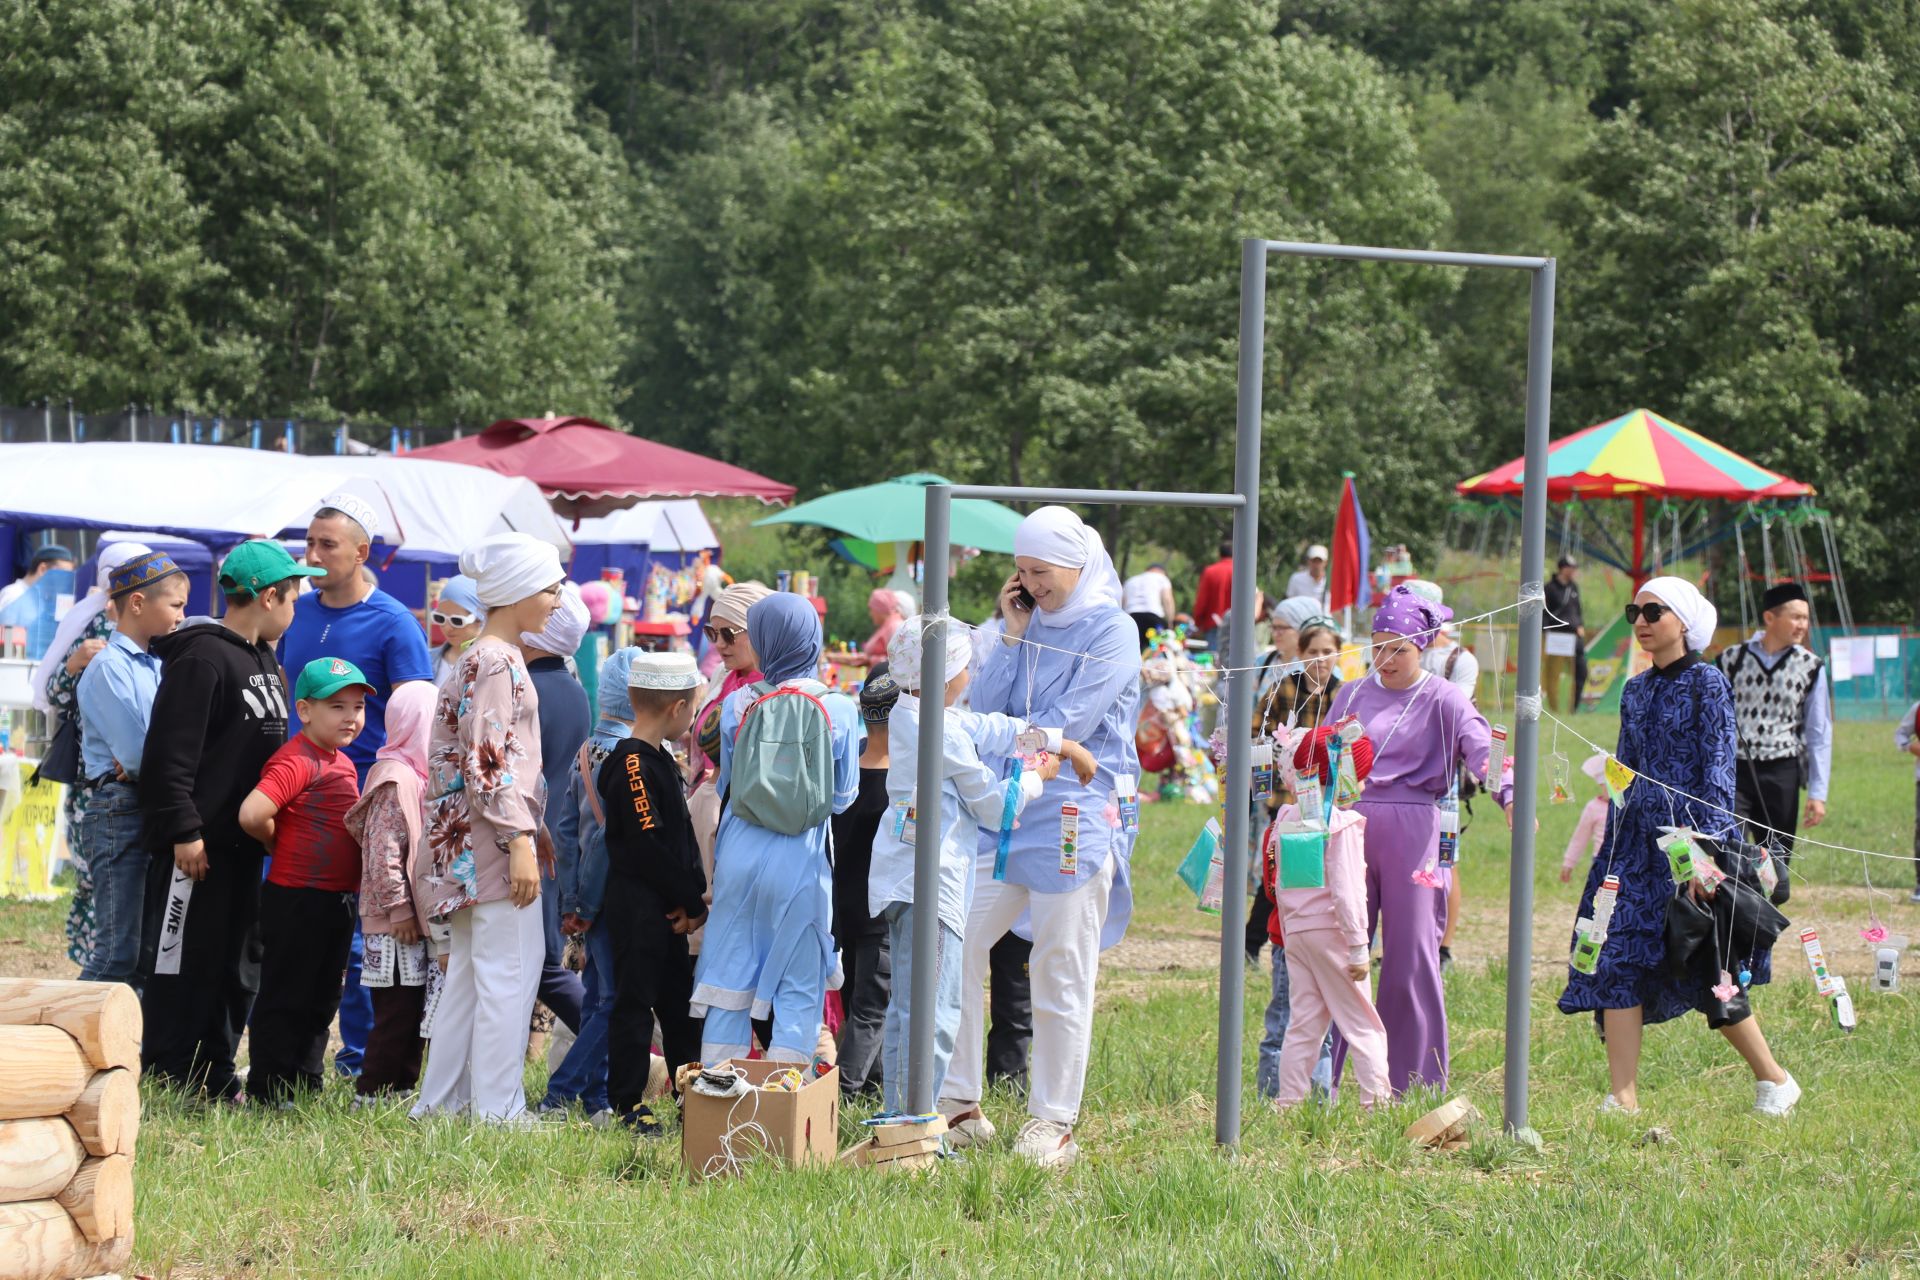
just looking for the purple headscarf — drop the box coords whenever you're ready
[1370,585,1451,650]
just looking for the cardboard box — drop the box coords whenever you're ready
[681,1059,839,1179]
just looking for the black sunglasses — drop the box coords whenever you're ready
[1623,602,1671,626]
[704,624,746,645]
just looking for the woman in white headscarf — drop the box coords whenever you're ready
[1557,576,1800,1117]
[939,506,1140,1168]
[35,541,152,970]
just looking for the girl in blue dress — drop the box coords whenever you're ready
[1558,576,1800,1116]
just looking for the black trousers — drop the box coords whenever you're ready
[1735,756,1802,862]
[138,844,264,1100]
[357,980,427,1096]
[604,874,700,1117]
[1245,882,1275,960]
[986,931,1032,1091]
[250,884,356,1104]
[838,927,890,1096]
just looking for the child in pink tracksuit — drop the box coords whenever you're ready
[1267,792,1390,1108]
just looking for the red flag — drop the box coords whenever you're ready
[1329,473,1370,613]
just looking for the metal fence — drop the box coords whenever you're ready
[0,403,475,454]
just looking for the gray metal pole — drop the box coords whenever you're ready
[1215,238,1267,1145]
[907,484,954,1115]
[1502,259,1556,1142]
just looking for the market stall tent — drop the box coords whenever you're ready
[404,417,795,517]
[567,499,720,588]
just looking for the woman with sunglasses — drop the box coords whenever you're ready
[1558,578,1800,1117]
[430,575,484,687]
[700,582,773,712]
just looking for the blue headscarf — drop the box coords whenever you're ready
[596,646,642,721]
[436,574,484,620]
[747,593,822,685]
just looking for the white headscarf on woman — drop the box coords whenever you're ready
[32,541,152,714]
[520,581,591,656]
[460,533,564,608]
[1011,505,1123,634]
[1640,575,1717,653]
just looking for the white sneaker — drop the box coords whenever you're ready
[1598,1094,1639,1116]
[1013,1117,1079,1167]
[1754,1073,1801,1117]
[941,1105,996,1148]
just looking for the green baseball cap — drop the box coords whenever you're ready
[218,540,324,598]
[294,656,375,702]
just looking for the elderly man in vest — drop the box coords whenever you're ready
[1715,581,1832,859]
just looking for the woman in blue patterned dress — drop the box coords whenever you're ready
[1558,577,1799,1116]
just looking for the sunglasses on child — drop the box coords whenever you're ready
[1623,602,1672,626]
[431,610,475,628]
[704,624,746,645]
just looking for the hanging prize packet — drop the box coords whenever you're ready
[992,758,1025,882]
[1570,873,1622,975]
[893,801,918,846]
[1549,751,1571,805]
[1800,928,1838,997]
[1058,802,1080,877]
[1115,774,1141,835]
[1488,724,1508,789]
[1251,741,1275,799]
[1437,773,1461,869]
[1656,827,1695,885]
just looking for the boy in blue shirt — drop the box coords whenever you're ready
[75,551,188,988]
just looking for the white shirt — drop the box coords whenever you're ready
[1121,570,1173,617]
[1420,641,1479,698]
[1285,569,1328,603]
[0,579,28,612]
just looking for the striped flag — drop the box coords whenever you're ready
[1329,472,1370,614]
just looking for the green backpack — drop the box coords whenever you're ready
[730,679,836,835]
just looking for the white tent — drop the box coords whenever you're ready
[569,499,717,552]
[0,443,569,559]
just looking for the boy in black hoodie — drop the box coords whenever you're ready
[599,652,708,1136]
[138,541,323,1100]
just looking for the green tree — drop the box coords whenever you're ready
[0,0,630,424]
[647,0,1461,577]
[1557,0,1920,619]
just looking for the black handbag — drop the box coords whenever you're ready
[30,714,82,787]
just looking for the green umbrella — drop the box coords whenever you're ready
[754,472,1024,568]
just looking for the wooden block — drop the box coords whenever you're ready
[0,1119,86,1203]
[868,1135,942,1162]
[0,1198,92,1280]
[75,1233,133,1280]
[66,1072,138,1160]
[0,981,140,1073]
[55,1156,132,1244]
[1403,1096,1478,1148]
[871,1115,947,1148]
[0,1029,93,1122]
[872,1151,935,1172]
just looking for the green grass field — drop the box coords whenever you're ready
[4,720,1918,1277]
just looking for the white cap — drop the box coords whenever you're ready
[628,651,701,690]
[1306,544,1328,561]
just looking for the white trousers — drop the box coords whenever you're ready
[411,897,545,1122]
[942,856,1114,1125]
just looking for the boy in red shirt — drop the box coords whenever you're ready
[240,657,372,1105]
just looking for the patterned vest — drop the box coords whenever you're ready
[1716,643,1822,762]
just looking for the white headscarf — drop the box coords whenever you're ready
[1270,595,1325,633]
[887,615,969,692]
[520,581,591,656]
[1011,505,1123,633]
[461,533,564,608]
[1640,575,1717,653]
[32,541,152,714]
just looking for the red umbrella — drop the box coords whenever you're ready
[406,417,795,518]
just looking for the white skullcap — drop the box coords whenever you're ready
[887,616,969,691]
[1640,576,1717,653]
[318,492,380,539]
[460,533,565,608]
[521,581,590,656]
[629,651,702,690]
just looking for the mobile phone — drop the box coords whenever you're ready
[1013,584,1035,612]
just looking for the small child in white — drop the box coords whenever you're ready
[867,621,1094,1116]
[1560,753,1612,884]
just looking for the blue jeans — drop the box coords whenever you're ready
[1256,947,1332,1099]
[880,902,962,1116]
[78,781,147,989]
[543,923,614,1113]
[333,923,372,1074]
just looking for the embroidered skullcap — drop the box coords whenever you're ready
[317,493,380,540]
[628,651,702,690]
[108,551,184,599]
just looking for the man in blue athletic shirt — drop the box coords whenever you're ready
[278,494,434,1076]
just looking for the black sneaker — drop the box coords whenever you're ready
[619,1106,665,1140]
[1439,945,1454,976]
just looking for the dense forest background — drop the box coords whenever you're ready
[3,0,1916,617]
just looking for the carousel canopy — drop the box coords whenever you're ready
[1457,408,1814,502]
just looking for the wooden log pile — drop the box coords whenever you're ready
[0,979,139,1280]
